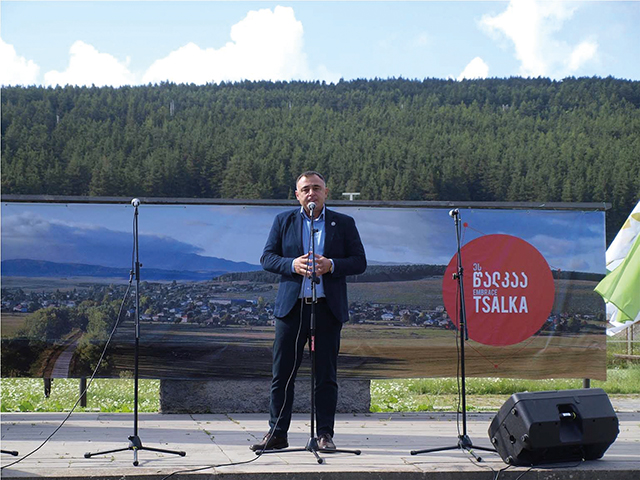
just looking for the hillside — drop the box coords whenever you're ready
[2,77,639,242]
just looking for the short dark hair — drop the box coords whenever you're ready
[296,171,325,188]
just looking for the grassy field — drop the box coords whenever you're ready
[0,376,160,413]
[371,365,640,412]
[0,314,612,381]
[0,276,132,292]
[41,321,606,381]
[1,366,638,413]
[0,313,29,337]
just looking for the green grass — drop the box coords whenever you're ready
[1,366,638,413]
[0,378,160,413]
[407,367,640,395]
[370,365,640,412]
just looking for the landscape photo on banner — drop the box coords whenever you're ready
[1,201,607,381]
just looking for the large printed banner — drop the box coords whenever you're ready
[442,234,556,347]
[1,201,607,380]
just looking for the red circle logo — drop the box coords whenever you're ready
[442,234,555,346]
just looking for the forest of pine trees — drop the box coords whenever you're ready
[2,77,639,242]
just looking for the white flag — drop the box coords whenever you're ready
[606,200,640,272]
[599,199,640,335]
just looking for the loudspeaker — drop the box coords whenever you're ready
[488,388,618,466]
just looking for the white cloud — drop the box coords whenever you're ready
[143,6,320,85]
[458,57,489,80]
[480,0,597,78]
[44,40,136,87]
[1,212,51,239]
[4,6,334,87]
[316,64,341,84]
[0,38,40,86]
[567,40,598,73]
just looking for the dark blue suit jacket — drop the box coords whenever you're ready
[261,207,367,323]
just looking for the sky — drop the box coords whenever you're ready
[1,0,639,87]
[1,202,606,273]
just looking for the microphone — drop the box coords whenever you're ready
[308,202,317,213]
[131,198,141,207]
[449,208,459,218]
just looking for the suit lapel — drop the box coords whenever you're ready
[292,209,304,255]
[325,208,337,255]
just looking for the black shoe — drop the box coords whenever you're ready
[317,433,336,450]
[250,433,288,451]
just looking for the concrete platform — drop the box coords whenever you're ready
[2,409,639,480]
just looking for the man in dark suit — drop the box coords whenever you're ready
[250,171,367,452]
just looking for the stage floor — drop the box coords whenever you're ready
[2,409,639,480]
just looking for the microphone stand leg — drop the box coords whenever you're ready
[305,437,323,464]
[410,435,494,462]
[410,445,459,456]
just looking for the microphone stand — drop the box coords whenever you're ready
[410,209,495,461]
[84,199,186,466]
[306,207,323,462]
[261,205,360,463]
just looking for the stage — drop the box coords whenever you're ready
[2,406,639,480]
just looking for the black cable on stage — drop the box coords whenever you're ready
[513,460,583,480]
[514,466,534,480]
[159,270,310,480]
[493,465,512,480]
[1,280,133,470]
[460,444,508,480]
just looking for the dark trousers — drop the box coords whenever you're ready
[269,299,342,438]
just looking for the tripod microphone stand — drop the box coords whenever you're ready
[410,208,495,462]
[84,199,186,466]
[260,204,361,463]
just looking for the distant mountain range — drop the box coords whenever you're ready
[219,264,449,283]
[132,250,262,274]
[1,259,603,284]
[1,258,261,282]
[216,263,604,284]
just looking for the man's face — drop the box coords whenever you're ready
[295,174,329,217]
